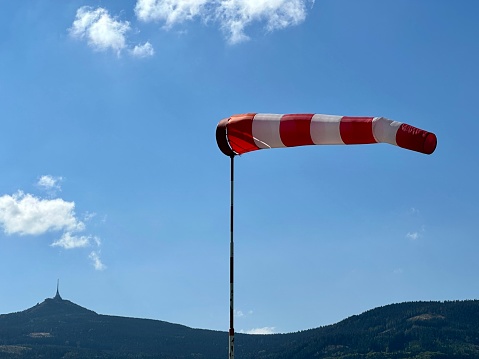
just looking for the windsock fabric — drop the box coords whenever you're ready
[216,113,437,156]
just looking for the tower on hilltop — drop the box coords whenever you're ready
[54,279,62,300]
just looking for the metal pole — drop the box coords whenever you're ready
[229,155,235,359]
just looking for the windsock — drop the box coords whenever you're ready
[216,113,437,156]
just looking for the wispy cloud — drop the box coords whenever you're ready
[234,309,244,317]
[135,0,314,44]
[406,225,426,241]
[37,175,63,195]
[69,6,154,57]
[234,308,253,317]
[241,327,276,335]
[89,251,106,271]
[84,211,97,222]
[51,232,93,249]
[406,232,420,240]
[130,41,155,57]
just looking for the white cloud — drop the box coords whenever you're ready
[135,0,314,43]
[0,191,84,236]
[406,232,420,240]
[130,41,155,57]
[37,175,63,193]
[135,0,209,27]
[51,232,91,249]
[71,0,313,55]
[69,6,131,55]
[234,309,253,317]
[0,179,106,270]
[242,326,276,335]
[393,268,404,275]
[234,309,244,317]
[89,251,106,271]
[216,0,311,44]
[69,6,156,57]
[92,236,102,246]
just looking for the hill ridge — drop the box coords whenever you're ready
[1,297,479,358]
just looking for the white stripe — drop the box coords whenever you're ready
[310,114,344,145]
[372,117,401,146]
[252,114,285,149]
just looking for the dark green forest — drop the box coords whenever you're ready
[1,295,478,358]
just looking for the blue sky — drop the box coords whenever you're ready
[0,0,478,335]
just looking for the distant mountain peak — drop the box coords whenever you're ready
[24,296,97,318]
[19,284,98,318]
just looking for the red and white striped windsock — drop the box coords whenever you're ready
[216,113,437,157]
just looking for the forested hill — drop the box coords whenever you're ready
[269,300,479,358]
[0,297,478,358]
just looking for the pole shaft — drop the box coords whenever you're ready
[229,155,235,359]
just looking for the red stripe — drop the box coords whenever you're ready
[339,117,376,144]
[279,114,314,147]
[227,114,259,155]
[396,123,437,155]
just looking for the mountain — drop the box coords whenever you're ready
[0,293,226,359]
[1,294,479,358]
